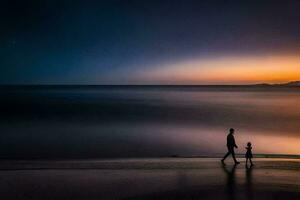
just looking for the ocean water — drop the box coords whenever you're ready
[1,86,300,159]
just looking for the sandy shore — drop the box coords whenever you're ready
[0,158,299,199]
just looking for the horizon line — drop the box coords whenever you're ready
[0,82,299,87]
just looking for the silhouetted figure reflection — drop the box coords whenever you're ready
[221,128,240,165]
[222,164,237,200]
[245,165,253,200]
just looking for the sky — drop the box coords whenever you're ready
[1,0,300,85]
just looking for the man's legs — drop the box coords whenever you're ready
[221,146,232,164]
[231,148,240,164]
[222,151,231,161]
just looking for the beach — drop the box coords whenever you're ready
[0,158,300,200]
[1,86,300,199]
[2,0,300,199]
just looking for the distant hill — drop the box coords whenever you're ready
[280,81,300,86]
[255,81,300,87]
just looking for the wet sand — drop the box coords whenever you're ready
[0,158,300,200]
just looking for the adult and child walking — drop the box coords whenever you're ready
[221,128,253,167]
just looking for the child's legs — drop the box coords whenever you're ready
[249,158,253,165]
[246,158,248,165]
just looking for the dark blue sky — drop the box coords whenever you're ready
[1,0,299,84]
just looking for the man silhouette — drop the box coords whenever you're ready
[221,128,240,165]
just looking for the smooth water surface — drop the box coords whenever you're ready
[1,86,300,158]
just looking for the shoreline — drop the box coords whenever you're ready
[0,157,299,170]
[0,153,300,161]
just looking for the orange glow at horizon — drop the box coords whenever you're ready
[239,134,300,155]
[138,55,300,84]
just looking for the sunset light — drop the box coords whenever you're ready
[2,1,300,199]
[138,55,300,84]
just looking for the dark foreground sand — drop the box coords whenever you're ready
[0,158,300,200]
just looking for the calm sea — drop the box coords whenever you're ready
[1,85,300,159]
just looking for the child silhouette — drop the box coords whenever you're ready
[245,142,253,167]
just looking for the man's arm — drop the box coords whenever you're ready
[233,137,238,148]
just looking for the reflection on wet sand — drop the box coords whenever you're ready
[0,158,299,200]
[246,166,253,200]
[222,164,237,200]
[221,164,255,200]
